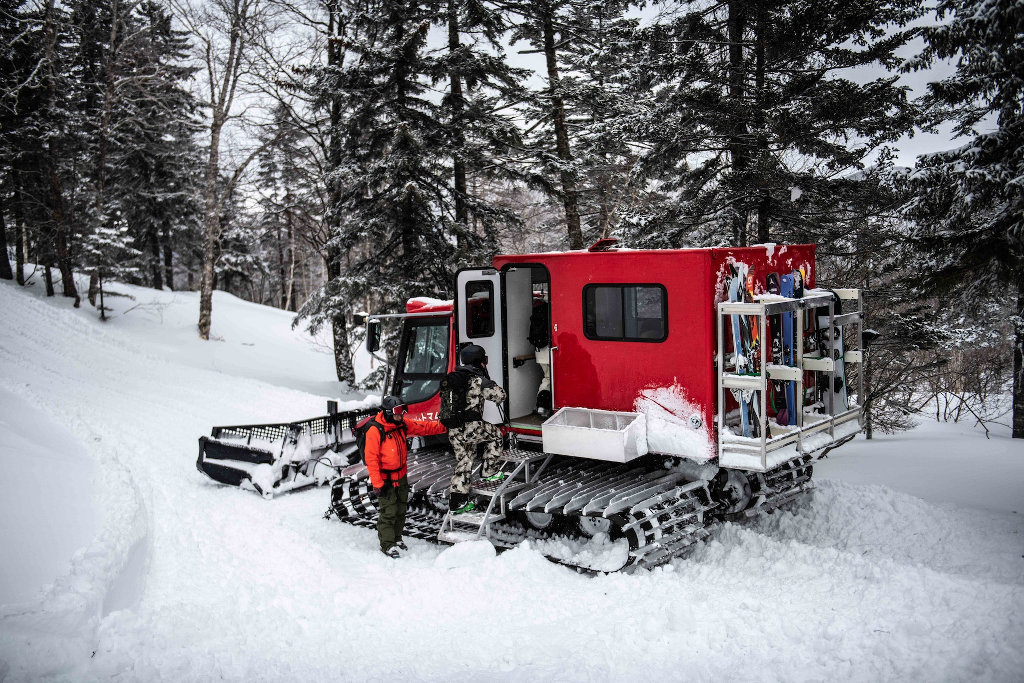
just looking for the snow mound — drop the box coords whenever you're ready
[434,539,496,568]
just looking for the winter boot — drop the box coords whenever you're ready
[381,546,400,559]
[395,540,408,552]
[482,471,507,483]
[536,390,552,417]
[449,492,475,514]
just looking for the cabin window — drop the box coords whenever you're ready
[583,284,667,342]
[394,319,449,405]
[465,280,495,338]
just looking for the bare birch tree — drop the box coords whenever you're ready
[172,0,277,339]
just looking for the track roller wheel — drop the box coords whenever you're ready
[576,515,613,538]
[712,469,752,515]
[522,509,556,531]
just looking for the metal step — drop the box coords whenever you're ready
[446,510,505,526]
[470,479,529,496]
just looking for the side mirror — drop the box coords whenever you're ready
[366,319,381,353]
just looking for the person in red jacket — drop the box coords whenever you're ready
[365,395,446,558]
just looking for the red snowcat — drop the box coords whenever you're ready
[197,239,865,572]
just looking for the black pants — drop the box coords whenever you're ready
[377,475,409,551]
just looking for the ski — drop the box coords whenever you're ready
[727,268,752,437]
[779,273,797,426]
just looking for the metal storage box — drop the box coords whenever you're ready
[541,407,648,463]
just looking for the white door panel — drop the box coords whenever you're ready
[456,269,503,424]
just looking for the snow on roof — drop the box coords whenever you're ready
[406,296,453,313]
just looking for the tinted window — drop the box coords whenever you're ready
[584,284,667,342]
[401,323,448,374]
[395,320,449,404]
[465,280,494,338]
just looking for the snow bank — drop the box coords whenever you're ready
[1,275,1022,682]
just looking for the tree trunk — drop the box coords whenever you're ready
[98,268,106,321]
[162,220,173,290]
[89,270,99,306]
[43,0,78,305]
[198,120,223,339]
[323,0,354,385]
[276,222,286,308]
[13,179,25,285]
[727,0,749,247]
[285,205,295,312]
[44,264,54,296]
[1013,266,1024,438]
[0,189,13,280]
[326,244,355,385]
[753,4,770,245]
[448,0,469,257]
[541,8,583,250]
[149,224,163,289]
[50,168,78,305]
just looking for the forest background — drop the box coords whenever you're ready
[1,0,1021,438]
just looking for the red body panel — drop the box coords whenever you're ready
[493,245,816,436]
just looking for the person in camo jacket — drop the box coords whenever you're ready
[442,344,507,515]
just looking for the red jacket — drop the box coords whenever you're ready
[364,413,446,489]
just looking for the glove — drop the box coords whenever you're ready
[440,416,461,429]
[513,357,525,368]
[373,486,383,495]
[482,379,498,389]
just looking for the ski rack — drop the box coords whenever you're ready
[716,288,865,472]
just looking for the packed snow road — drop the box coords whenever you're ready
[1,278,1022,682]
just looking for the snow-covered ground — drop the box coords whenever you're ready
[1,273,1022,682]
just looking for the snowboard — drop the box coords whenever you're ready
[779,273,797,426]
[727,266,759,437]
[765,272,784,421]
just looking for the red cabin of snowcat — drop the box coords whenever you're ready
[395,242,819,457]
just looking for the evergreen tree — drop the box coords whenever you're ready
[624,0,922,249]
[555,0,648,243]
[298,0,460,385]
[433,0,527,262]
[906,0,1024,438]
[12,0,81,301]
[0,1,20,282]
[116,0,201,291]
[254,102,321,311]
[508,0,585,249]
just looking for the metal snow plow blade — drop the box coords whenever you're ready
[197,406,376,498]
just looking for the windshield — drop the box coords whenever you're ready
[394,319,449,405]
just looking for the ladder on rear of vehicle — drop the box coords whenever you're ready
[437,448,550,544]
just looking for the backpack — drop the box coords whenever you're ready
[350,413,401,466]
[528,303,550,348]
[439,369,481,428]
[439,370,470,422]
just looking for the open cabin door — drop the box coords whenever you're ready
[455,268,504,424]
